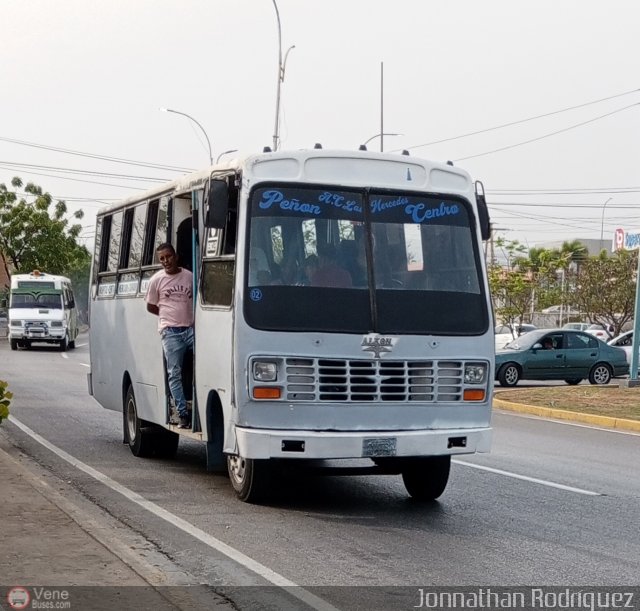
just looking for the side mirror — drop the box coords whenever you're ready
[475,181,491,241]
[205,179,229,229]
[68,299,75,309]
[532,343,542,351]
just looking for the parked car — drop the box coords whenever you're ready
[608,330,635,365]
[585,323,614,341]
[495,323,536,350]
[495,329,629,387]
[541,305,581,315]
[562,322,591,332]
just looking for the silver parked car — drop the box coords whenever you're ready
[608,330,636,364]
[562,322,591,332]
[494,323,536,351]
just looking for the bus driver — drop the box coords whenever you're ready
[145,243,194,429]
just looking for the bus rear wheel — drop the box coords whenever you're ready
[227,455,272,503]
[124,386,179,458]
[401,456,451,501]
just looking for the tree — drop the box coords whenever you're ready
[574,250,637,336]
[0,177,90,287]
[488,265,535,329]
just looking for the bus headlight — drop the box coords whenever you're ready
[9,320,23,327]
[253,361,278,382]
[50,321,63,327]
[464,363,487,384]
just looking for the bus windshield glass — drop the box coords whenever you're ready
[244,185,488,335]
[10,291,63,309]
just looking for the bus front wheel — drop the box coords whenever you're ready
[227,455,272,503]
[401,455,451,501]
[10,339,18,350]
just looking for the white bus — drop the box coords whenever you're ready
[88,148,494,502]
[8,270,79,351]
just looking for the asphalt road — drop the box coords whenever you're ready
[1,334,639,609]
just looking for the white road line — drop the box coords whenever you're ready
[76,343,88,347]
[8,416,341,611]
[60,353,68,359]
[497,409,640,437]
[79,363,90,368]
[453,459,601,496]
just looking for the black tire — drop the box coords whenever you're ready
[402,456,451,501]
[10,339,18,351]
[59,333,69,351]
[588,362,612,385]
[68,338,76,349]
[497,363,520,387]
[564,378,582,385]
[124,385,179,458]
[227,455,272,503]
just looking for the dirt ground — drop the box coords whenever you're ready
[496,385,640,421]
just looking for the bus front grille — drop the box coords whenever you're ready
[284,358,464,402]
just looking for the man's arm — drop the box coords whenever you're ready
[145,272,160,316]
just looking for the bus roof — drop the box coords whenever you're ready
[95,149,474,218]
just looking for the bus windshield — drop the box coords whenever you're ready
[10,291,63,309]
[244,185,488,335]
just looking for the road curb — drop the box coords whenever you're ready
[493,397,640,433]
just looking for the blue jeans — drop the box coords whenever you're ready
[161,327,194,418]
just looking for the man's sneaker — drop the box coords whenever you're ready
[178,415,191,429]
[169,406,180,425]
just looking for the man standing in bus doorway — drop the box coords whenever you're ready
[145,243,194,429]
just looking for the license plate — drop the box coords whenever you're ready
[362,437,397,457]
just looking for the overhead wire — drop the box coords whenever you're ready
[0,165,148,190]
[400,87,640,151]
[453,103,640,162]
[0,135,194,173]
[0,160,170,182]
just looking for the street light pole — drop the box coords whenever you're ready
[216,149,238,163]
[160,107,213,166]
[362,133,402,148]
[600,197,613,249]
[271,0,294,152]
[380,61,384,152]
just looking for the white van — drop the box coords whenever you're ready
[8,271,79,351]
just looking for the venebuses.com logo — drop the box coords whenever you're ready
[6,587,30,610]
[5,586,71,609]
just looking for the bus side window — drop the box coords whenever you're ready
[221,185,238,255]
[177,218,192,272]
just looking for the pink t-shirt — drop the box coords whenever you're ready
[145,268,194,332]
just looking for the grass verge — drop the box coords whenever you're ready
[495,385,640,422]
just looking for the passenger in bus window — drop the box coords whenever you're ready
[302,254,319,285]
[275,253,305,285]
[310,242,352,288]
[145,243,194,429]
[248,247,271,286]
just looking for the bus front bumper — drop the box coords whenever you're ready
[233,426,492,460]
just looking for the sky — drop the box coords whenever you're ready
[2,0,639,253]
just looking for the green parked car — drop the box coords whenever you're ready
[495,329,629,387]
